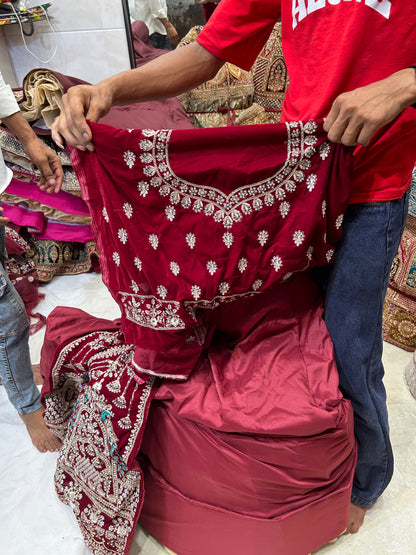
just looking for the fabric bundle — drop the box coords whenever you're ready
[41,119,357,555]
[0,66,194,288]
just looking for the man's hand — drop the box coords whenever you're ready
[51,83,113,152]
[0,206,9,226]
[21,138,63,193]
[324,68,416,147]
[2,110,64,193]
[166,22,179,47]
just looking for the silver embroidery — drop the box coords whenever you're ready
[319,142,331,160]
[102,207,109,223]
[165,206,176,221]
[123,150,136,168]
[223,232,234,248]
[149,234,159,250]
[206,261,218,275]
[279,201,290,218]
[118,228,128,244]
[252,279,263,291]
[134,257,142,271]
[238,258,248,273]
[258,230,269,246]
[137,181,149,197]
[218,282,229,295]
[157,285,168,299]
[326,249,335,263]
[335,214,344,229]
[322,200,327,217]
[293,230,305,246]
[123,203,133,219]
[135,121,320,229]
[186,233,196,249]
[191,285,201,300]
[170,261,180,276]
[271,255,283,272]
[120,293,185,330]
[306,174,317,192]
[112,252,120,266]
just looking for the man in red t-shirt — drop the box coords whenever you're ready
[52,0,416,535]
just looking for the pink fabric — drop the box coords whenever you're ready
[6,178,90,215]
[71,119,353,381]
[1,203,93,241]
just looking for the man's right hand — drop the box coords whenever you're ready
[51,84,113,151]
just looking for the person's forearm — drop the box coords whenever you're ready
[2,110,39,147]
[97,42,223,106]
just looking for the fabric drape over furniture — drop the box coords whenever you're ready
[41,119,356,555]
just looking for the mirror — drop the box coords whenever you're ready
[121,0,135,69]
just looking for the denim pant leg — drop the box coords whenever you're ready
[0,225,42,415]
[322,194,408,507]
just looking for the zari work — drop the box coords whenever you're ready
[71,119,353,380]
[383,214,416,351]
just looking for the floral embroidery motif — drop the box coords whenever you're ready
[322,200,327,217]
[186,233,196,249]
[102,206,109,223]
[123,150,136,169]
[157,285,168,299]
[307,246,314,260]
[293,230,305,246]
[165,206,176,222]
[336,214,344,229]
[326,249,335,263]
[238,258,248,273]
[280,201,290,218]
[112,252,120,266]
[134,257,142,271]
[306,174,317,192]
[131,280,139,294]
[136,122,319,229]
[149,234,159,250]
[137,181,149,197]
[319,142,331,160]
[206,260,218,275]
[118,228,128,244]
[123,203,133,219]
[218,282,229,295]
[120,293,185,330]
[252,279,263,291]
[223,232,234,248]
[271,255,283,272]
[258,230,269,246]
[170,261,180,276]
[191,285,201,300]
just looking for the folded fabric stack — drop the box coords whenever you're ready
[1,67,194,284]
[383,166,416,353]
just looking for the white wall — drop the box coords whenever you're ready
[2,0,131,87]
[0,29,17,85]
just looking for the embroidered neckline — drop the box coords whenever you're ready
[137,121,321,229]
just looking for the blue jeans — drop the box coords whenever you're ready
[149,32,172,51]
[0,224,42,415]
[317,193,409,507]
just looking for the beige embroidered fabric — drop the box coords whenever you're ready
[19,69,63,127]
[0,128,72,166]
[252,22,289,114]
[177,26,254,115]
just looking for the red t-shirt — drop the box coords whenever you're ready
[197,0,416,203]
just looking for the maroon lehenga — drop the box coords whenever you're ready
[41,120,356,555]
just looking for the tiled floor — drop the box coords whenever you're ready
[0,272,415,555]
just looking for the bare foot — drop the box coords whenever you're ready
[20,407,61,453]
[346,502,368,534]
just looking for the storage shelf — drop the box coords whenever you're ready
[0,3,51,27]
